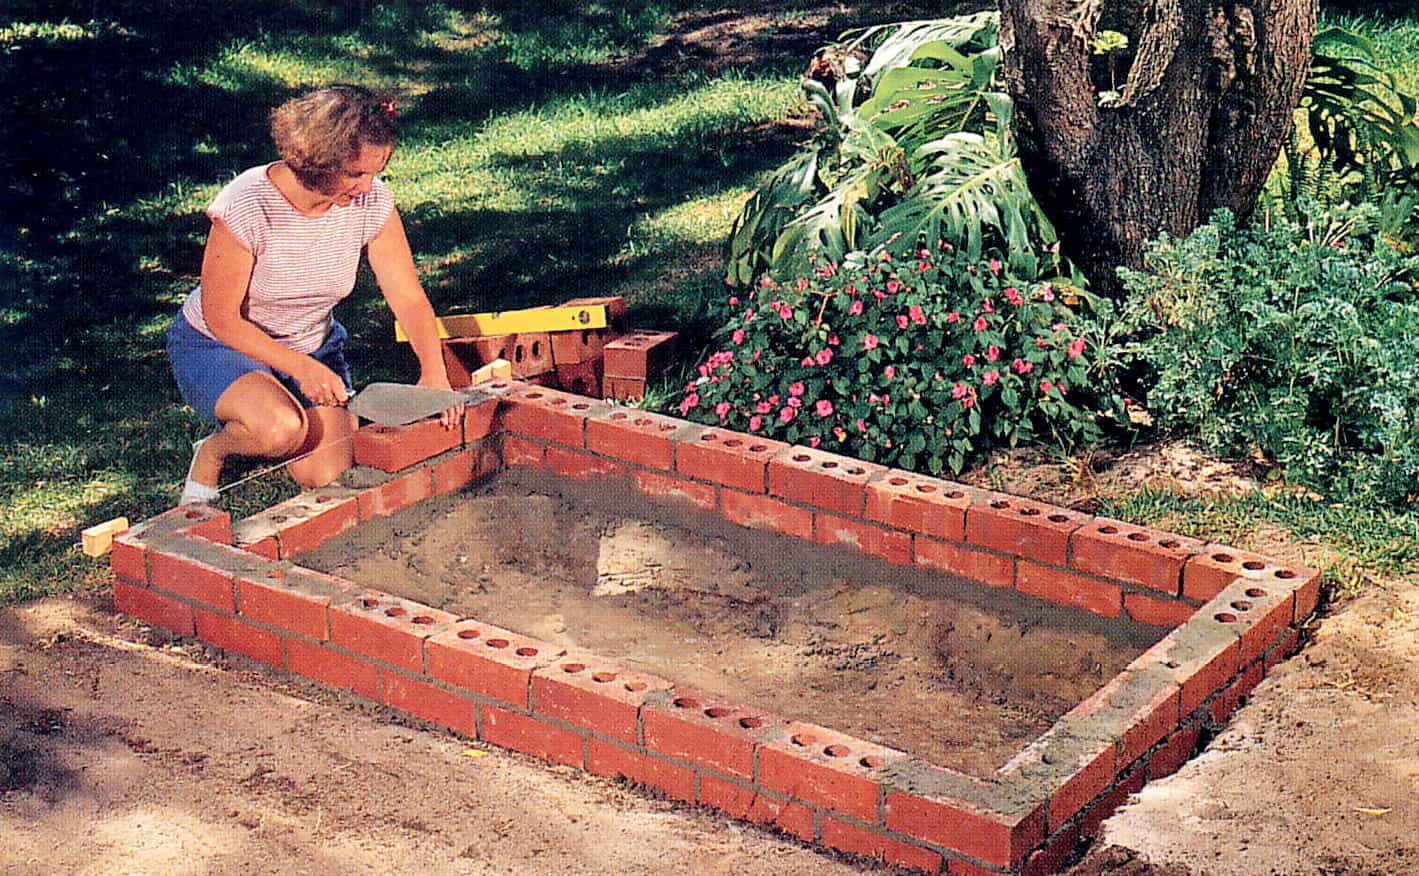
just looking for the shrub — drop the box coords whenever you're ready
[1117,204,1419,509]
[679,242,1114,475]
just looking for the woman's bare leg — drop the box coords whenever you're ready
[285,405,356,488]
[189,372,308,488]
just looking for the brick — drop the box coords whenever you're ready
[148,544,238,611]
[1265,626,1303,672]
[1210,658,1263,726]
[1147,721,1202,779]
[381,671,476,736]
[545,446,628,481]
[697,774,760,817]
[462,395,500,442]
[1080,765,1144,837]
[1133,619,1241,718]
[965,494,1087,566]
[195,609,282,666]
[119,506,234,549]
[500,386,606,447]
[237,488,361,558]
[1070,518,1204,595]
[820,817,943,872]
[110,537,147,583]
[550,326,612,366]
[562,295,628,331]
[1022,821,1083,876]
[444,333,554,379]
[814,514,912,566]
[427,621,561,708]
[1289,569,1322,625]
[886,789,1043,870]
[915,539,1014,589]
[720,490,813,540]
[430,448,477,495]
[1048,742,1114,831]
[352,419,462,472]
[631,470,717,512]
[604,377,646,401]
[501,435,546,470]
[1215,579,1294,665]
[480,706,583,767]
[759,722,906,822]
[768,446,883,517]
[586,739,694,802]
[674,428,788,494]
[113,579,194,636]
[585,408,683,469]
[946,857,1009,876]
[554,359,604,397]
[532,658,672,744]
[865,471,973,542]
[357,468,435,519]
[236,567,359,641]
[243,536,279,560]
[284,637,378,699]
[329,592,457,673]
[1124,591,1197,628]
[603,330,677,380]
[1016,561,1122,619]
[998,724,1115,834]
[642,689,784,780]
[1182,544,1318,604]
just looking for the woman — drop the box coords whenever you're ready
[167,84,456,505]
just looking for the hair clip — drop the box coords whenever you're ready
[379,98,398,120]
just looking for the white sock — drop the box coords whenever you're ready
[180,478,220,505]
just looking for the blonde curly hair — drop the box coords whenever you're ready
[270,84,397,194]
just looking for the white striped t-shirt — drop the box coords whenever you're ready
[180,163,396,354]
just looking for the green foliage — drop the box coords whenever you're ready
[681,243,1113,475]
[1116,205,1419,510]
[724,11,1058,287]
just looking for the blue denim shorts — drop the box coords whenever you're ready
[166,314,354,425]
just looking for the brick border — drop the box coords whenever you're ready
[112,382,1319,874]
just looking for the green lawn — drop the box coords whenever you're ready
[1,0,1416,605]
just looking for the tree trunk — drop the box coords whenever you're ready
[998,0,1317,293]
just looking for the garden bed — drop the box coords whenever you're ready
[107,382,1320,875]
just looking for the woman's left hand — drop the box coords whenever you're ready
[419,372,463,430]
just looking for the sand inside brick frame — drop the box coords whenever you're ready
[299,467,1165,776]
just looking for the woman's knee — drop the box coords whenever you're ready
[249,407,307,456]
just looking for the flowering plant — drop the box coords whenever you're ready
[679,242,1114,474]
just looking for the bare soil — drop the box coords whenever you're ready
[300,470,1161,777]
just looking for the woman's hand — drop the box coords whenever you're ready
[418,370,463,430]
[292,359,350,408]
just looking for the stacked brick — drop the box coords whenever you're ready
[112,380,1320,875]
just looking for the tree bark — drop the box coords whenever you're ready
[998,0,1317,292]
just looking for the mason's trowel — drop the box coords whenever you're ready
[346,382,488,427]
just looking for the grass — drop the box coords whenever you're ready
[2,0,1417,606]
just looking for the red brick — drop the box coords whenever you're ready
[148,548,236,611]
[500,385,604,447]
[357,468,435,519]
[1288,569,1322,625]
[430,448,478,495]
[674,428,788,494]
[642,689,783,780]
[947,858,1009,876]
[1071,518,1204,595]
[1182,545,1317,604]
[1119,683,1182,768]
[242,536,280,560]
[814,514,912,566]
[768,447,883,517]
[585,408,682,469]
[501,435,546,469]
[1219,581,1294,665]
[195,609,282,666]
[550,326,611,366]
[113,579,194,636]
[631,470,717,512]
[965,494,1086,566]
[1080,766,1144,837]
[1148,721,1202,779]
[329,592,456,673]
[246,490,361,558]
[915,538,1014,589]
[753,797,814,841]
[110,538,147,582]
[604,377,646,401]
[116,508,233,568]
[1209,658,1263,726]
[284,637,378,698]
[603,330,677,380]
[819,817,942,872]
[445,333,554,379]
[720,490,813,540]
[759,722,905,822]
[545,446,627,481]
[1124,591,1197,628]
[236,569,331,641]
[480,706,583,767]
[1136,624,1241,718]
[883,837,945,874]
[1022,821,1083,876]
[554,359,603,397]
[1017,561,1122,619]
[461,395,500,441]
[381,671,476,735]
[697,774,759,817]
[352,419,462,472]
[865,472,973,542]
[533,658,672,744]
[1265,626,1302,672]
[887,791,1043,870]
[1046,741,1114,831]
[586,739,695,802]
[427,621,560,708]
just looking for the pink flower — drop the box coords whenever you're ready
[961,395,975,409]
[896,314,909,329]
[856,418,867,432]
[795,278,808,291]
[779,406,797,423]
[789,381,805,397]
[744,309,755,323]
[827,333,840,346]
[756,401,772,414]
[988,258,1001,275]
[815,399,834,417]
[884,365,896,379]
[946,311,960,324]
[808,436,821,448]
[951,382,968,400]
[715,402,731,419]
[886,280,901,295]
[678,393,699,415]
[749,415,763,431]
[1004,287,1024,307]
[1053,322,1067,332]
[972,316,988,332]
[800,356,814,366]
[1012,358,1033,375]
[758,276,773,288]
[983,369,1000,386]
[861,334,879,351]
[873,289,887,300]
[1068,338,1086,358]
[848,299,863,316]
[908,305,926,325]
[731,329,745,345]
[982,298,995,314]
[780,307,793,321]
[962,354,976,367]
[728,296,739,306]
[1039,284,1055,303]
[1040,379,1053,395]
[815,348,833,366]
[986,345,1000,362]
